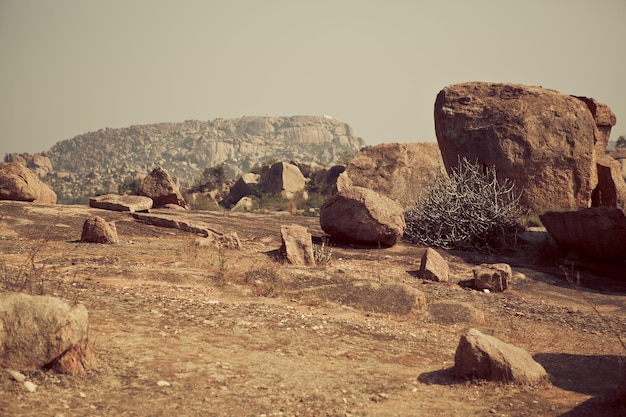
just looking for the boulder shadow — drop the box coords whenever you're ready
[533,353,626,417]
[417,366,460,386]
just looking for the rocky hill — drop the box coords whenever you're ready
[30,116,365,203]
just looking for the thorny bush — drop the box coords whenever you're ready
[404,157,526,253]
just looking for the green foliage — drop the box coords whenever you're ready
[118,177,142,195]
[404,157,526,253]
[616,135,626,149]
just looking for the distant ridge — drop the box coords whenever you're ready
[43,116,366,203]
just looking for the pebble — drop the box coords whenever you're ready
[8,370,26,382]
[24,381,37,393]
[156,380,171,387]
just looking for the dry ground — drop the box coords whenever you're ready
[0,200,625,417]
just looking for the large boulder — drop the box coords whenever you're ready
[228,173,260,204]
[0,162,57,204]
[434,82,615,213]
[320,186,405,247]
[260,162,306,197]
[138,166,187,209]
[540,207,626,261]
[0,292,96,374]
[454,328,548,384]
[339,143,444,207]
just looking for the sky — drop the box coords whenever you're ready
[1,0,625,158]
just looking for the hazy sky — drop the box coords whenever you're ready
[1,0,625,158]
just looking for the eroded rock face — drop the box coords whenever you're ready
[540,207,626,261]
[0,292,95,374]
[454,328,548,384]
[89,194,153,213]
[593,155,626,211]
[320,186,405,247]
[338,143,443,208]
[434,82,604,212]
[139,166,187,209]
[0,162,57,204]
[81,216,119,244]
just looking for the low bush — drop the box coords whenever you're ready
[404,157,526,253]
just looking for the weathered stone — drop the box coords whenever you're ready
[419,248,449,282]
[228,173,260,204]
[454,328,548,384]
[610,149,626,180]
[592,155,626,211]
[280,224,315,266]
[540,207,626,261]
[81,216,119,244]
[339,142,444,207]
[575,96,617,153]
[0,162,57,204]
[473,263,512,292]
[0,292,95,374]
[434,82,601,212]
[138,166,187,209]
[231,196,255,212]
[320,186,405,247]
[261,162,306,196]
[89,194,153,213]
[428,301,485,325]
[132,212,241,249]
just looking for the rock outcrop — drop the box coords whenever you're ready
[454,328,548,384]
[540,207,626,261]
[138,166,187,209]
[5,153,54,177]
[593,155,626,210]
[434,82,617,213]
[32,116,364,203]
[320,186,405,247]
[338,142,444,207]
[0,292,96,374]
[0,162,57,204]
[89,194,153,213]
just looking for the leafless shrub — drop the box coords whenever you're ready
[404,157,525,253]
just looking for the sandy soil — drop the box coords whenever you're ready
[0,200,625,417]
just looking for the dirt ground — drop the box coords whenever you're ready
[0,200,625,417]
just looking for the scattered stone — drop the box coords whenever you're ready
[540,207,626,261]
[280,224,315,266]
[8,370,26,382]
[80,216,119,244]
[157,380,171,387]
[320,186,405,247]
[0,293,95,374]
[428,301,485,325]
[418,248,449,282]
[338,142,444,207]
[454,328,548,384]
[434,82,615,212]
[473,263,512,292]
[0,162,57,204]
[138,166,187,209]
[231,196,255,212]
[89,194,153,213]
[23,381,37,393]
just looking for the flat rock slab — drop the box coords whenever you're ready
[89,194,153,213]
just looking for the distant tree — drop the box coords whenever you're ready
[616,135,626,149]
[118,177,142,195]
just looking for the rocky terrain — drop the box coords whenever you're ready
[1,201,626,417]
[6,116,365,203]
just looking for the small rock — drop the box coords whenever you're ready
[24,381,37,392]
[8,370,26,382]
[156,380,171,387]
